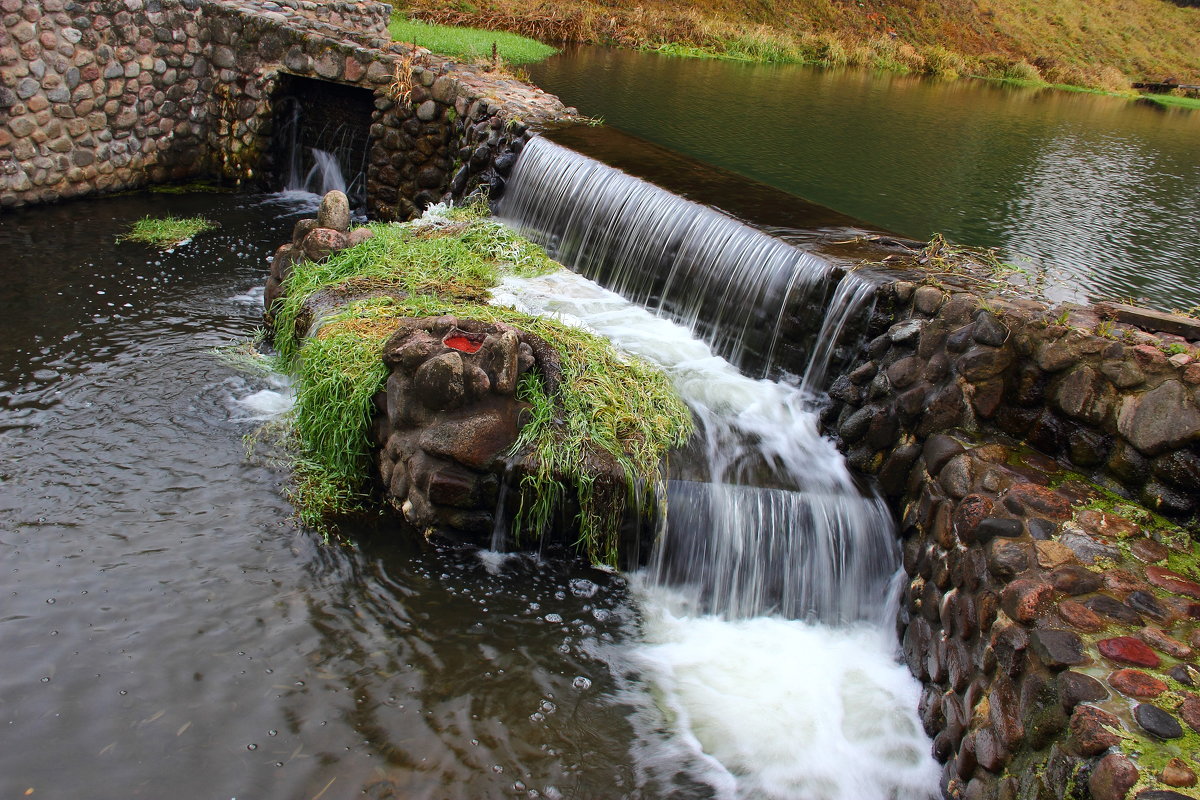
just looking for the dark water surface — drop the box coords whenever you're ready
[529,48,1200,311]
[0,192,653,800]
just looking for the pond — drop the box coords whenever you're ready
[0,190,936,799]
[529,47,1200,312]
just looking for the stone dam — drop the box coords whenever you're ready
[5,3,1200,799]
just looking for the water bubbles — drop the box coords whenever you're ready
[247,743,257,751]
[529,711,544,722]
[569,578,597,598]
[267,729,277,737]
[119,690,127,696]
[571,676,592,691]
[539,700,556,714]
[543,613,562,624]
[45,598,55,604]
[40,677,50,683]
[591,608,611,622]
[491,764,504,774]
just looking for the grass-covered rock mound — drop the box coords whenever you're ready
[266,194,692,566]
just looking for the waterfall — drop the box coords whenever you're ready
[274,98,368,202]
[490,271,936,798]
[496,136,874,378]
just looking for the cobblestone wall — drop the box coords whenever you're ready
[822,277,1200,800]
[1,0,575,211]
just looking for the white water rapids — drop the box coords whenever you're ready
[491,270,939,799]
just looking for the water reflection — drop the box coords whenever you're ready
[529,47,1200,311]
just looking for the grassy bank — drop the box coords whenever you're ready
[398,0,1199,93]
[273,206,692,564]
[389,14,558,64]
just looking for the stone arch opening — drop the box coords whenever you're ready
[268,74,377,205]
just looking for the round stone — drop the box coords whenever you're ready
[1097,636,1161,668]
[1134,703,1183,739]
[1107,669,1167,699]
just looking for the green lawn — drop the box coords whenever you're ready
[389,15,557,65]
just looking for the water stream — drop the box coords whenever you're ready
[0,176,934,797]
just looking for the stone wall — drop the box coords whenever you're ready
[1,0,575,212]
[821,275,1200,800]
[825,280,1200,521]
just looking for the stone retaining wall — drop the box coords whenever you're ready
[821,275,1200,799]
[1,0,575,212]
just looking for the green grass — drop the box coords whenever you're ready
[389,14,558,64]
[117,215,216,249]
[274,207,693,563]
[1139,94,1200,111]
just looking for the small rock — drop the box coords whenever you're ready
[1146,565,1200,601]
[1035,540,1076,570]
[413,352,465,409]
[346,228,375,247]
[1130,538,1170,563]
[989,539,1031,580]
[302,227,347,261]
[1107,669,1167,698]
[973,310,1008,346]
[1059,529,1121,564]
[1085,595,1145,626]
[1001,577,1054,623]
[888,319,924,344]
[1105,569,1152,595]
[1030,629,1087,669]
[1161,758,1197,788]
[1133,703,1182,739]
[1070,705,1123,758]
[1004,482,1073,520]
[316,190,350,232]
[1051,565,1104,595]
[913,285,944,314]
[1137,626,1192,658]
[977,516,1025,543]
[1097,636,1161,668]
[1076,508,1141,539]
[1179,696,1200,732]
[1138,790,1196,800]
[1088,752,1139,800]
[1126,591,1172,622]
[1167,664,1199,687]
[1059,670,1108,709]
[1058,599,1106,632]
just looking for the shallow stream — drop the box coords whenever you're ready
[0,190,935,799]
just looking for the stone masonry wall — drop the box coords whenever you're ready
[821,276,1200,800]
[2,0,575,212]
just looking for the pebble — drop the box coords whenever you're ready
[1161,758,1197,788]
[1133,703,1183,739]
[1107,669,1167,699]
[1097,636,1161,668]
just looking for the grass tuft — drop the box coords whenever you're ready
[117,215,216,249]
[273,207,692,563]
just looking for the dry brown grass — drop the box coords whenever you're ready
[400,0,1200,88]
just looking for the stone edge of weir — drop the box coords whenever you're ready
[9,2,1200,796]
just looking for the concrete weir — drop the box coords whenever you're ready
[0,0,577,217]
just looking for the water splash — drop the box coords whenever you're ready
[491,271,898,624]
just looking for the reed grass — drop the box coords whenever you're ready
[274,208,692,563]
[117,215,216,249]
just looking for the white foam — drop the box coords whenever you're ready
[622,582,940,800]
[231,285,266,305]
[233,381,294,420]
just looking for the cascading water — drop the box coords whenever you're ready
[492,138,938,797]
[273,97,368,201]
[496,136,871,377]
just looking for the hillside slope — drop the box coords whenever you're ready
[399,0,1200,90]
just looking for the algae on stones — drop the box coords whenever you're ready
[273,205,693,564]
